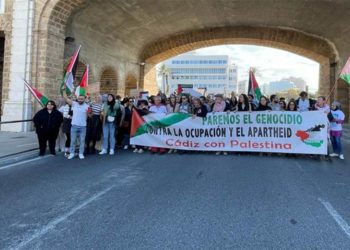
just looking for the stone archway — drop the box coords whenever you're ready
[124,74,137,97]
[30,0,349,124]
[139,26,337,97]
[100,67,118,95]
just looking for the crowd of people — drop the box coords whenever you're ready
[32,89,346,160]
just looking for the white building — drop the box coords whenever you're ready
[163,54,237,96]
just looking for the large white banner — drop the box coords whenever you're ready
[130,111,329,154]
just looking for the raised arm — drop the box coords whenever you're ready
[61,87,73,106]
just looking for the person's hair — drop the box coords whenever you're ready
[181,94,189,103]
[169,95,177,106]
[121,97,130,105]
[138,99,148,107]
[238,94,250,110]
[230,95,237,102]
[248,94,254,99]
[107,94,116,111]
[279,100,287,109]
[115,95,121,100]
[318,96,326,101]
[259,96,269,106]
[46,100,57,110]
[331,100,341,109]
[287,100,297,111]
[299,91,308,97]
[193,98,201,106]
[270,94,277,102]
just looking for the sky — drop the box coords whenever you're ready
[160,45,320,93]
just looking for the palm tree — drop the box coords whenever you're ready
[158,64,171,95]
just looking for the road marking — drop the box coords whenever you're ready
[318,198,350,239]
[16,143,38,147]
[12,185,115,249]
[0,156,50,170]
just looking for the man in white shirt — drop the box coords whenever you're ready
[296,91,315,112]
[63,89,91,159]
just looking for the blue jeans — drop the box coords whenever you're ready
[330,136,342,155]
[70,125,87,155]
[103,122,116,151]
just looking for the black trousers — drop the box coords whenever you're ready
[65,132,71,148]
[37,130,59,155]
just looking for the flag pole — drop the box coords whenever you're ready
[326,79,338,103]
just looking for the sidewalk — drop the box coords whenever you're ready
[0,131,38,158]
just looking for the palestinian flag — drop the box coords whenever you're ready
[177,84,183,94]
[248,69,262,101]
[75,64,88,97]
[131,109,146,137]
[339,57,350,85]
[61,45,81,95]
[130,108,190,138]
[24,79,48,107]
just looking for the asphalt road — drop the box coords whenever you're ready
[1,147,350,249]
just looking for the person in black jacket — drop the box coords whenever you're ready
[193,98,208,118]
[256,96,272,111]
[33,100,63,156]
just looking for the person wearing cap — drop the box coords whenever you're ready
[328,101,345,160]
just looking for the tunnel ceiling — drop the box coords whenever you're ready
[67,0,350,61]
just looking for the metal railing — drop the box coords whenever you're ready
[0,119,32,125]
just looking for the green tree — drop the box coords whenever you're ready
[158,64,171,95]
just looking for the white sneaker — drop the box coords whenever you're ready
[99,149,107,155]
[79,154,85,159]
[329,153,339,157]
[216,151,221,155]
[138,148,144,153]
[223,152,228,156]
[109,149,115,155]
[168,149,173,154]
[67,154,75,160]
[123,145,129,150]
[339,154,344,160]
[133,149,138,153]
